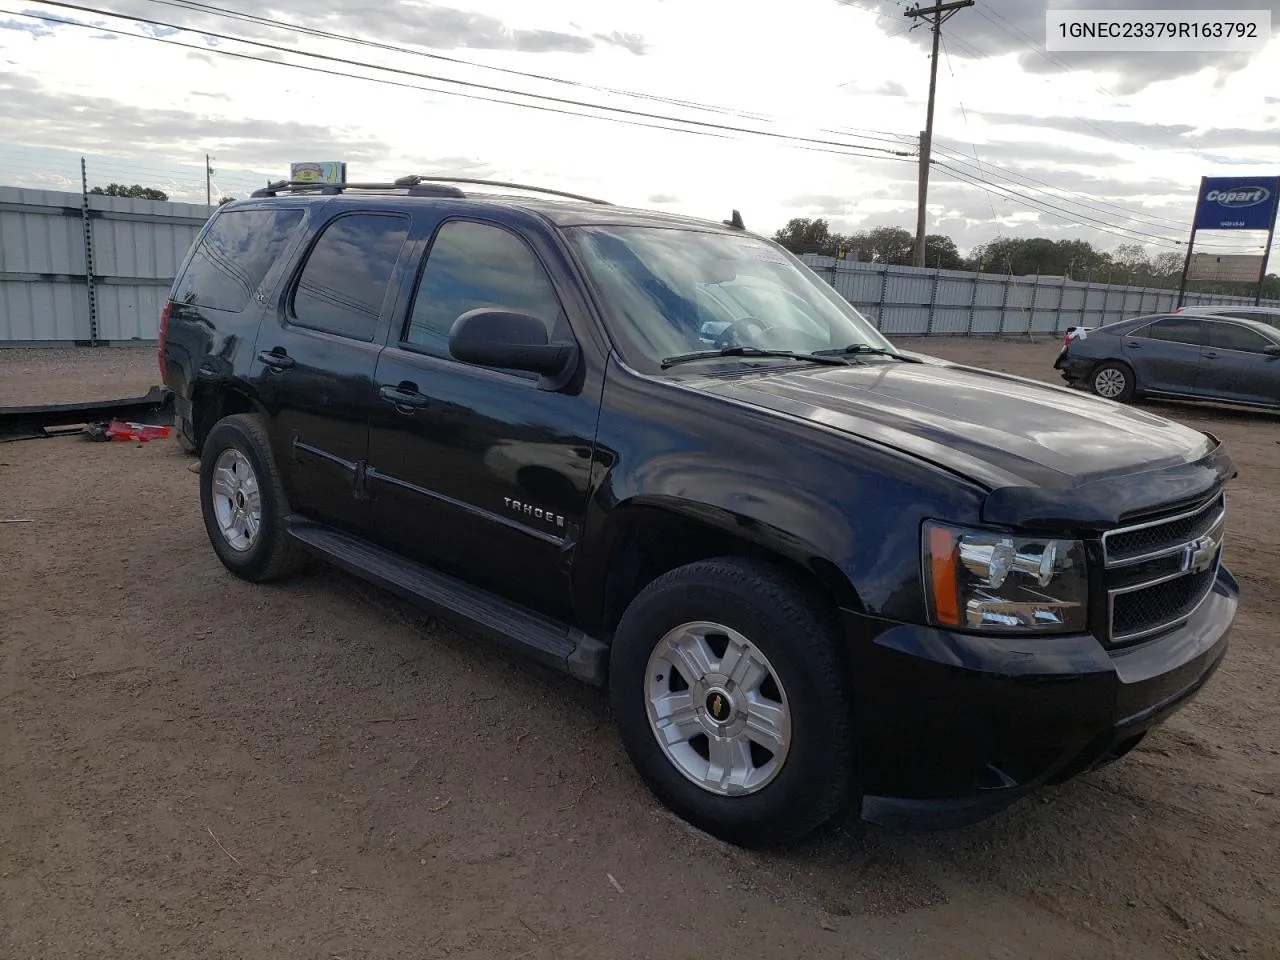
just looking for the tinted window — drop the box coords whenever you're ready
[1145,317,1206,346]
[292,214,410,341]
[176,208,304,313]
[1209,322,1274,353]
[405,221,564,356]
[1220,311,1280,328]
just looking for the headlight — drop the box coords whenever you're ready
[922,522,1088,633]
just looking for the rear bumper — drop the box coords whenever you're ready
[843,565,1237,829]
[1053,348,1094,386]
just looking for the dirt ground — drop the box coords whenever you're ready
[1,338,1277,960]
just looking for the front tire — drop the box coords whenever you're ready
[199,413,304,582]
[609,558,856,847]
[1090,361,1136,402]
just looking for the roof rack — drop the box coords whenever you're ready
[250,180,466,198]
[250,176,611,205]
[392,175,611,205]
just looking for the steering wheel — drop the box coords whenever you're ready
[713,316,775,350]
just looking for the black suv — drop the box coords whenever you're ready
[162,177,1238,845]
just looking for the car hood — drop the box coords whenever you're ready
[694,355,1234,529]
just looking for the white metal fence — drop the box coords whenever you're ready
[801,255,1280,336]
[0,186,212,345]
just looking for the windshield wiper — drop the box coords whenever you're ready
[661,347,851,370]
[811,343,921,362]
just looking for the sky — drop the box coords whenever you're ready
[1,0,1278,260]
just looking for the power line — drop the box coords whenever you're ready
[26,1,916,162]
[933,161,1197,249]
[142,0,778,124]
[929,142,1190,229]
[936,35,1005,254]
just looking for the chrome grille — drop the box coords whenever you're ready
[1102,493,1225,644]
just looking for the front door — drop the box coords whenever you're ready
[1198,320,1280,406]
[253,209,415,535]
[365,217,598,622]
[1124,316,1207,395]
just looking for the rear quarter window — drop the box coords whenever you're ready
[174,207,305,313]
[290,213,411,342]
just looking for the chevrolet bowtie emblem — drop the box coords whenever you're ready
[1182,532,1220,574]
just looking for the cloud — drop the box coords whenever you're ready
[784,193,851,214]
[0,17,54,37]
[647,193,680,203]
[970,111,1280,150]
[0,72,393,167]
[594,31,647,55]
[845,0,1280,94]
[97,0,647,56]
[838,78,910,97]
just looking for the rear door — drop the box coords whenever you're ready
[252,207,415,535]
[1198,320,1280,406]
[1123,316,1208,395]
[365,215,599,622]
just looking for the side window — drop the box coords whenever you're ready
[1145,317,1206,346]
[291,213,410,341]
[1222,311,1280,329]
[1209,322,1273,353]
[175,208,304,313]
[404,220,565,357]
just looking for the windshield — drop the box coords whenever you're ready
[566,225,894,371]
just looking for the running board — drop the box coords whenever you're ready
[285,517,608,686]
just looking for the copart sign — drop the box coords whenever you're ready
[1193,175,1280,231]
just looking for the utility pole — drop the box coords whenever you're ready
[205,154,213,206]
[904,0,973,268]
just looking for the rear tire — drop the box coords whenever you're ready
[1090,361,1135,403]
[609,557,856,847]
[199,413,304,582]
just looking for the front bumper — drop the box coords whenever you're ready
[845,565,1237,829]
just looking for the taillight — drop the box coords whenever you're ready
[158,301,172,384]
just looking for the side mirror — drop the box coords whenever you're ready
[1264,343,1280,357]
[449,308,579,388]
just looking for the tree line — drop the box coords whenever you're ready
[772,217,1279,297]
[90,183,170,201]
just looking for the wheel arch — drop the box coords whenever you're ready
[579,497,864,641]
[190,383,267,453]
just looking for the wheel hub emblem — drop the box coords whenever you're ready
[706,690,732,723]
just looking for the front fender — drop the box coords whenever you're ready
[576,356,989,631]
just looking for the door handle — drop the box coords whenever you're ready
[258,349,295,371]
[1126,341,1141,349]
[1203,352,1220,360]
[379,383,429,411]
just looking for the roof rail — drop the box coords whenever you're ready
[392,175,612,205]
[249,180,467,198]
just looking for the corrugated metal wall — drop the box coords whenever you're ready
[0,186,211,344]
[803,255,1280,336]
